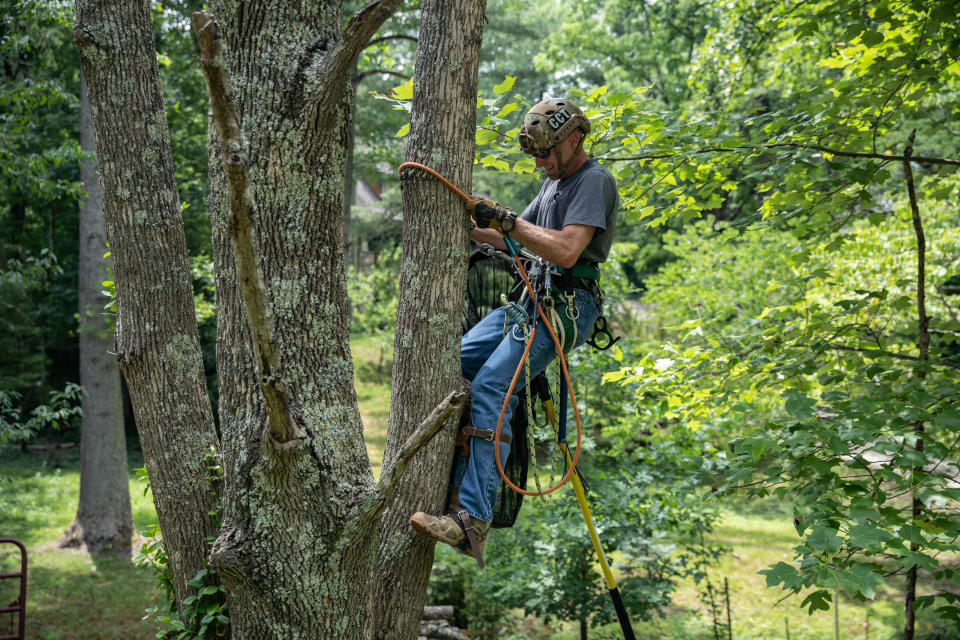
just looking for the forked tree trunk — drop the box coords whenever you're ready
[194,0,464,637]
[79,0,478,635]
[369,0,487,636]
[60,75,133,553]
[73,0,220,607]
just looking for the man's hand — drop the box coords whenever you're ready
[465,197,516,233]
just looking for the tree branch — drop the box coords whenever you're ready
[823,344,959,370]
[297,0,405,116]
[601,142,960,167]
[354,68,409,85]
[358,390,467,524]
[366,34,418,48]
[903,127,926,640]
[192,12,297,445]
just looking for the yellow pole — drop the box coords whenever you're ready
[540,396,635,638]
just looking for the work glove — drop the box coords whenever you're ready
[465,197,516,232]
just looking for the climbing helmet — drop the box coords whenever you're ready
[518,97,591,156]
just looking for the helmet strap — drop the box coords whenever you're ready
[553,130,584,180]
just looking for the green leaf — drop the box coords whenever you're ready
[848,524,893,548]
[586,85,608,102]
[860,30,884,46]
[801,590,832,614]
[493,75,516,94]
[783,389,816,418]
[935,406,960,431]
[759,562,803,590]
[807,526,842,552]
[475,129,498,145]
[496,102,520,118]
[831,563,883,598]
[480,154,509,171]
[389,77,414,100]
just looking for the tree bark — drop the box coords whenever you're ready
[73,0,220,608]
[192,1,447,637]
[369,0,487,636]
[59,75,133,553]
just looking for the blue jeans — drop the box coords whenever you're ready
[456,288,600,523]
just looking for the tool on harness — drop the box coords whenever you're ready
[587,315,620,351]
[501,295,530,334]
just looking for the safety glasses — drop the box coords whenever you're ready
[532,148,552,159]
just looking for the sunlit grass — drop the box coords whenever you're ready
[0,446,160,640]
[351,332,393,479]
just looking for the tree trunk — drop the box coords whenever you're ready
[79,0,475,634]
[368,0,486,636]
[73,0,220,608]
[201,5,376,637]
[902,131,926,640]
[59,75,133,553]
[193,1,460,637]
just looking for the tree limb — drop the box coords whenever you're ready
[354,68,409,85]
[192,11,297,444]
[601,142,960,167]
[297,0,405,116]
[366,34,418,47]
[358,390,467,524]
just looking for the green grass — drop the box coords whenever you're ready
[0,446,160,640]
[351,333,393,478]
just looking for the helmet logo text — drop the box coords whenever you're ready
[547,108,571,132]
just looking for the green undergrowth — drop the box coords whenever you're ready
[498,507,955,640]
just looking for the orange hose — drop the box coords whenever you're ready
[397,161,582,496]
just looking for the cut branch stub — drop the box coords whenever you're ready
[358,389,467,526]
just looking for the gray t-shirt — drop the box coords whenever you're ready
[519,158,619,264]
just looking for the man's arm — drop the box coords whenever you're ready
[470,219,594,268]
[507,220,594,268]
[469,226,507,250]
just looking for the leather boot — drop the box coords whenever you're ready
[409,508,490,568]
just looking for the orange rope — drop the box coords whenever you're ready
[398,162,472,202]
[493,256,581,496]
[397,160,582,496]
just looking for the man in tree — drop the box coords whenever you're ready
[410,97,619,566]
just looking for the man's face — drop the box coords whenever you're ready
[534,131,579,180]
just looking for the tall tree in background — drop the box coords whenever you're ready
[59,76,132,552]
